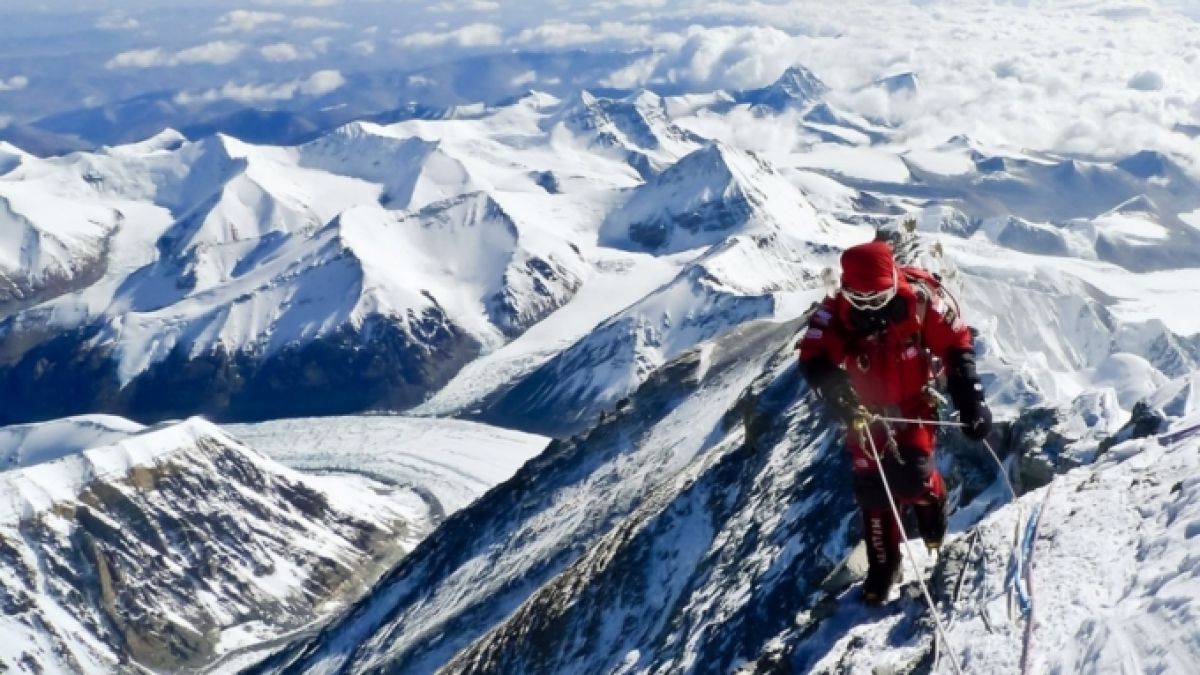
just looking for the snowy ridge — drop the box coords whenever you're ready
[600,142,826,253]
[0,416,424,674]
[481,229,829,436]
[261,297,1200,675]
[0,186,120,312]
[791,379,1200,674]
[298,123,487,211]
[0,414,143,472]
[257,318,813,674]
[548,89,702,178]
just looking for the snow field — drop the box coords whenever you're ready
[223,415,549,515]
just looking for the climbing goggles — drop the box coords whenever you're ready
[841,267,900,311]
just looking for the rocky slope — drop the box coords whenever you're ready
[0,416,425,674]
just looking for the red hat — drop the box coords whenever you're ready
[840,241,896,293]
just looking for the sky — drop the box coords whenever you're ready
[1,0,1199,163]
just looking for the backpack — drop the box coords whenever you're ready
[899,265,965,387]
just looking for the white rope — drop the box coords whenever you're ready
[862,425,965,675]
[981,438,1019,502]
[868,415,1020,502]
[870,415,969,428]
[1019,481,1054,675]
[862,412,1029,673]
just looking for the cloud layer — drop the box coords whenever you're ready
[107,42,247,68]
[173,69,345,104]
[11,0,1200,174]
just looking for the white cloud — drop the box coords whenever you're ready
[174,69,345,105]
[612,25,806,91]
[350,40,376,56]
[292,17,349,29]
[252,0,338,5]
[311,36,334,53]
[395,22,503,48]
[260,42,308,62]
[587,0,667,8]
[107,42,246,69]
[427,1,499,12]
[300,69,345,96]
[214,10,286,33]
[95,12,139,30]
[510,70,537,87]
[174,41,247,65]
[106,48,171,69]
[0,76,29,92]
[407,74,435,87]
[571,3,1200,168]
[510,21,652,48]
[1128,70,1165,91]
[600,57,661,89]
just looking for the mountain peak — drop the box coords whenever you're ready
[0,141,29,175]
[875,71,920,94]
[775,65,827,97]
[737,65,828,111]
[1116,149,1171,178]
[599,142,813,253]
[106,128,187,155]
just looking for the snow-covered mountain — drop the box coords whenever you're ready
[7,72,1197,430]
[736,65,829,113]
[0,416,422,674]
[0,106,603,423]
[254,274,1200,674]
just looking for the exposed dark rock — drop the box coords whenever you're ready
[1,428,414,673]
[0,310,481,425]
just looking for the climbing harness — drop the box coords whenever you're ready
[860,420,965,675]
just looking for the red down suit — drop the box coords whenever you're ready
[798,267,973,468]
[797,250,980,596]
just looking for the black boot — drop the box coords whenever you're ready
[914,499,948,551]
[861,559,902,605]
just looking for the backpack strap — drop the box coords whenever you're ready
[901,267,939,335]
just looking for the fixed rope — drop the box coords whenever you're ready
[869,415,1020,500]
[861,423,965,675]
[870,412,1036,673]
[1019,481,1053,675]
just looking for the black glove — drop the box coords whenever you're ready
[821,374,864,426]
[946,348,991,441]
[958,397,992,440]
[800,356,862,426]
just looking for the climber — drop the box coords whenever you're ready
[797,240,991,604]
